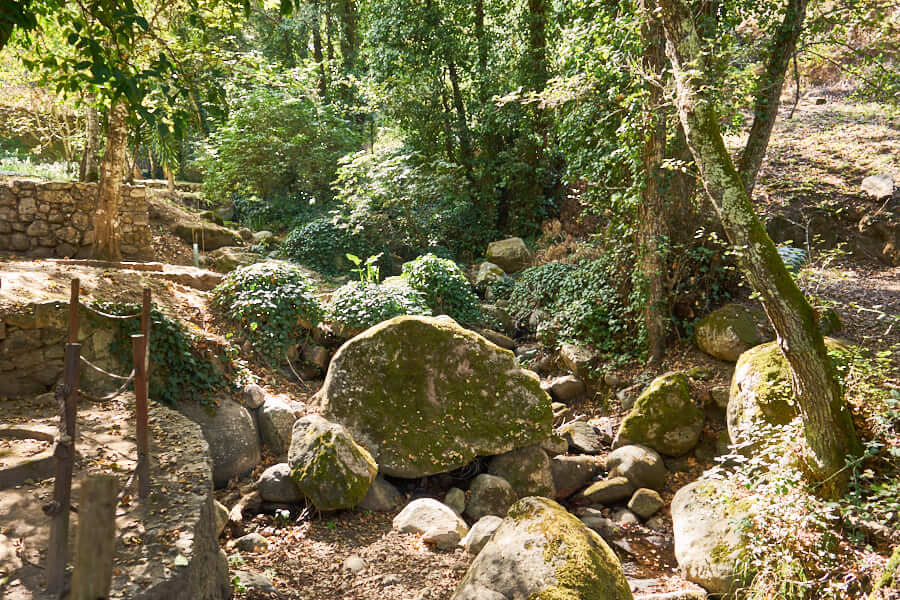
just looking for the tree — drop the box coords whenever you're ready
[657,0,860,497]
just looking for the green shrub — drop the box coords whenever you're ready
[328,281,431,331]
[508,257,644,356]
[401,253,482,326]
[211,262,323,364]
[281,217,384,275]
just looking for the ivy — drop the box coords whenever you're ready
[401,253,483,326]
[328,281,431,331]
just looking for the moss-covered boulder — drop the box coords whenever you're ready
[488,445,556,498]
[613,372,703,457]
[695,303,773,362]
[287,415,377,511]
[452,497,633,600]
[728,337,854,452]
[318,316,553,478]
[672,478,752,595]
[486,237,532,273]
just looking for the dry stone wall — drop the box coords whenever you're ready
[0,178,152,258]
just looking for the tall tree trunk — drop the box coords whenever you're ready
[164,164,175,191]
[92,101,129,261]
[79,103,100,182]
[325,0,335,65]
[638,0,669,365]
[446,59,474,182]
[738,0,809,198]
[474,0,488,103]
[337,0,358,72]
[312,0,327,98]
[658,0,860,498]
[526,0,548,90]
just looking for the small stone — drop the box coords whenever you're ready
[235,532,268,552]
[233,570,276,594]
[460,515,502,555]
[613,508,640,526]
[543,375,586,402]
[382,574,402,586]
[646,515,667,531]
[358,476,403,512]
[606,444,667,491]
[343,554,366,574]
[444,487,466,515]
[258,463,303,503]
[627,488,664,519]
[557,421,608,454]
[576,507,621,541]
[574,476,634,506]
[465,474,517,521]
[214,500,228,537]
[394,498,469,540]
[861,173,894,201]
[423,526,461,550]
[242,383,266,409]
[550,454,603,499]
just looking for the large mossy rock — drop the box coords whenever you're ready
[287,415,377,511]
[728,337,854,452]
[613,372,703,457]
[488,445,555,498]
[672,479,751,595]
[452,497,633,600]
[318,316,553,478]
[695,303,773,362]
[174,221,241,250]
[203,246,259,273]
[485,237,532,273]
[178,398,260,488]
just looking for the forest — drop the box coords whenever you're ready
[0,0,898,599]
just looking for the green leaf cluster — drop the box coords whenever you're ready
[328,281,431,332]
[401,253,482,326]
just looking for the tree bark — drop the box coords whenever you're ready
[79,103,100,182]
[446,59,474,182]
[737,0,809,197]
[474,0,488,103]
[638,0,669,365]
[658,0,860,498]
[92,101,129,260]
[312,0,327,98]
[337,0,358,72]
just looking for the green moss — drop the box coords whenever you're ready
[699,304,766,345]
[618,372,703,456]
[291,426,376,511]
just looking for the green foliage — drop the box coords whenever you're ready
[401,253,483,326]
[93,301,226,405]
[281,216,382,275]
[211,262,323,364]
[508,255,645,358]
[346,253,381,284]
[328,281,431,331]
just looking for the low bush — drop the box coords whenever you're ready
[328,281,431,331]
[401,253,482,326]
[281,217,384,276]
[211,262,323,364]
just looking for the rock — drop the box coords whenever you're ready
[480,304,514,335]
[301,342,330,371]
[461,515,503,555]
[488,445,555,498]
[214,500,228,537]
[576,507,621,541]
[238,227,253,242]
[542,375,586,403]
[672,479,750,595]
[394,498,469,541]
[252,230,274,244]
[617,382,643,411]
[235,532,268,552]
[258,397,297,456]
[646,515,667,531]
[214,203,234,222]
[613,508,640,526]
[423,527,462,550]
[204,246,258,273]
[573,476,634,506]
[558,343,597,379]
[606,444,667,491]
[444,487,466,515]
[343,554,366,574]
[358,475,403,512]
[694,303,773,362]
[862,174,894,201]
[174,221,241,250]
[710,385,730,410]
[178,398,261,488]
[485,237,531,273]
[318,316,552,478]
[241,383,266,409]
[233,570,276,594]
[478,328,516,350]
[541,432,569,456]
[258,463,303,504]
[614,372,703,457]
[811,96,827,105]
[474,262,506,287]
[628,488,664,519]
[558,420,609,454]
[451,497,632,600]
[287,415,377,511]
[465,474,517,520]
[728,337,853,454]
[550,454,604,499]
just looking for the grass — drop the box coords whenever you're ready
[0,154,75,181]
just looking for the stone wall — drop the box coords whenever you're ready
[0,178,152,258]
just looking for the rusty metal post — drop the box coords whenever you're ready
[141,288,151,359]
[67,278,80,344]
[69,474,119,600]
[46,342,81,594]
[131,334,150,499]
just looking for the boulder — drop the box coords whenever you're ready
[728,337,853,453]
[318,316,552,478]
[214,500,228,537]
[613,508,640,526]
[573,476,634,506]
[393,498,469,541]
[287,415,377,511]
[542,374,586,403]
[444,487,466,515]
[178,398,261,488]
[235,532,268,553]
[204,246,259,273]
[550,455,604,499]
[358,476,403,512]
[474,262,506,287]
[558,420,609,454]
[465,474,517,521]
[257,463,303,504]
[452,497,633,600]
[258,397,297,456]
[558,343,598,379]
[694,303,773,362]
[541,432,569,456]
[862,173,894,201]
[485,237,532,273]
[174,221,241,250]
[252,230,274,245]
[488,445,555,498]
[576,508,622,542]
[478,328,516,350]
[460,515,503,555]
[606,444,667,491]
[628,488,664,519]
[672,479,750,595]
[613,372,703,456]
[241,383,266,409]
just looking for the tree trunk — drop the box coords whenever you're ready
[738,0,809,197]
[92,101,129,261]
[638,0,669,365]
[526,0,549,90]
[658,0,859,498]
[164,164,175,191]
[446,59,474,182]
[312,1,327,98]
[79,103,100,182]
[337,0,358,72]
[474,0,488,103]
